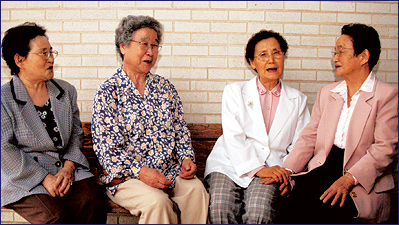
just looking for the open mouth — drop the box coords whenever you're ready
[48,66,53,70]
[143,59,153,64]
[267,68,278,72]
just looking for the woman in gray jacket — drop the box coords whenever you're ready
[1,22,106,224]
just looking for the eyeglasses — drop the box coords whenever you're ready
[331,47,353,57]
[255,50,284,62]
[31,50,58,60]
[130,40,162,52]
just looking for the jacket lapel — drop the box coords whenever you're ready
[268,81,295,144]
[242,77,269,146]
[324,91,345,152]
[12,77,54,149]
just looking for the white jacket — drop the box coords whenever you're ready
[205,76,310,187]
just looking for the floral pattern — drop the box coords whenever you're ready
[92,67,195,195]
[34,99,62,149]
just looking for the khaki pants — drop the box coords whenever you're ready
[107,176,209,224]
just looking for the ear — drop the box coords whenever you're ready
[120,43,127,55]
[359,49,370,67]
[249,58,257,70]
[14,53,25,68]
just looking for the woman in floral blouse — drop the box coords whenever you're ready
[92,15,209,224]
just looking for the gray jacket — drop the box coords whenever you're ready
[1,76,92,206]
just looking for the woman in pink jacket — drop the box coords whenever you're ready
[275,23,397,223]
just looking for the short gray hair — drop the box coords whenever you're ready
[115,15,163,61]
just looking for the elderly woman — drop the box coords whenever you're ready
[204,30,310,223]
[1,22,106,224]
[278,23,398,223]
[91,15,209,224]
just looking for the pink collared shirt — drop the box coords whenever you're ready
[246,77,281,178]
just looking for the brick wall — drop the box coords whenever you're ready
[1,1,398,123]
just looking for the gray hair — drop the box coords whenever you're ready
[115,15,163,60]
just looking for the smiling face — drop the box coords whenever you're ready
[17,35,55,83]
[120,27,159,76]
[249,38,284,88]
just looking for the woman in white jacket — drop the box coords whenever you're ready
[204,30,311,224]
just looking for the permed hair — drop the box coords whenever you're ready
[115,15,163,61]
[1,22,47,75]
[245,29,288,71]
[341,23,381,71]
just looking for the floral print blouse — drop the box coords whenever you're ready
[92,67,195,195]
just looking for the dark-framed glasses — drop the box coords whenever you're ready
[255,50,284,61]
[331,47,352,57]
[31,50,58,60]
[131,40,162,52]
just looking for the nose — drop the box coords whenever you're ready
[145,45,155,56]
[332,54,339,63]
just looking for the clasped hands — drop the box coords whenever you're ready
[42,160,75,197]
[259,166,356,207]
[139,157,197,189]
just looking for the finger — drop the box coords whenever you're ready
[63,182,72,195]
[339,192,347,207]
[281,186,290,196]
[54,175,63,189]
[330,191,341,206]
[260,178,276,185]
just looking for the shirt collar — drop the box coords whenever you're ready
[256,77,281,97]
[331,72,375,96]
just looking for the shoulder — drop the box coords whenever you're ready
[281,81,306,100]
[374,78,398,94]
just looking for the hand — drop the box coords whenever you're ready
[256,165,291,185]
[42,174,62,197]
[259,177,292,197]
[54,160,75,197]
[179,157,197,179]
[139,165,172,189]
[320,173,356,207]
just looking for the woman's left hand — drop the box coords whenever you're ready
[179,157,197,179]
[320,172,355,207]
[55,160,75,197]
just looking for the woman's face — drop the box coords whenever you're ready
[120,27,159,76]
[18,35,55,82]
[249,37,284,84]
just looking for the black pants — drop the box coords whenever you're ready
[6,178,107,224]
[278,145,358,224]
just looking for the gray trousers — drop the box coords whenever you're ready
[205,172,279,224]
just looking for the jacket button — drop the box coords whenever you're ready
[350,192,357,197]
[33,156,38,162]
[344,168,349,172]
[55,161,62,167]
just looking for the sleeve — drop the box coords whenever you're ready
[168,83,195,164]
[1,100,49,192]
[61,84,90,169]
[283,88,323,173]
[348,87,398,193]
[221,84,265,177]
[283,93,311,162]
[91,87,143,182]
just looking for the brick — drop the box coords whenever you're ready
[82,33,114,44]
[381,38,398,49]
[63,22,99,32]
[211,22,246,33]
[211,1,246,9]
[193,80,227,91]
[64,1,100,8]
[168,80,190,91]
[209,92,223,103]
[389,27,398,37]
[27,1,62,8]
[192,10,228,21]
[175,22,210,33]
[82,79,106,90]
[81,10,117,20]
[283,70,316,81]
[11,10,45,20]
[337,13,372,24]
[152,68,171,79]
[248,23,283,34]
[228,57,248,68]
[99,44,116,55]
[284,59,301,69]
[229,11,265,21]
[163,33,191,44]
[179,91,208,102]
[284,24,319,35]
[302,12,336,23]
[136,1,172,8]
[173,1,209,8]
[156,56,190,67]
[117,10,154,19]
[155,10,191,20]
[301,36,336,47]
[62,68,98,78]
[302,59,332,70]
[77,90,97,101]
[46,10,80,20]
[56,56,82,67]
[388,50,398,60]
[47,33,81,44]
[287,47,318,58]
[320,25,342,35]
[386,72,398,83]
[318,48,335,59]
[14,213,29,222]
[300,82,330,93]
[171,68,207,79]
[158,45,172,56]
[82,56,118,67]
[321,2,355,12]
[378,60,398,72]
[373,15,398,25]
[285,1,320,11]
[61,78,81,89]
[98,68,118,78]
[391,3,398,14]
[1,209,14,222]
[192,33,228,44]
[185,115,206,123]
[100,1,135,8]
[356,2,391,13]
[192,57,228,68]
[192,103,222,114]
[265,12,301,22]
[39,22,63,32]
[173,46,208,56]
[248,1,284,10]
[1,1,26,8]
[1,10,10,20]
[206,115,222,123]
[208,69,245,80]
[284,36,301,46]
[317,71,336,81]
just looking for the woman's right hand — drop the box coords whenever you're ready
[256,165,291,184]
[42,174,63,197]
[139,165,172,189]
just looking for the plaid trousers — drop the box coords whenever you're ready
[205,172,279,224]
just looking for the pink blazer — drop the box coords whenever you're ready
[283,77,398,223]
